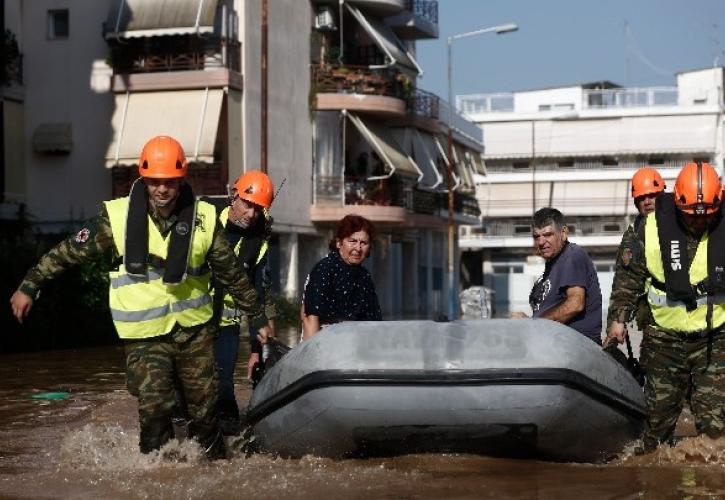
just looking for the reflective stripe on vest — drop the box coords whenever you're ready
[218,206,268,326]
[105,196,217,339]
[644,213,725,333]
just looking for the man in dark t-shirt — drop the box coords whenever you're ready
[511,208,603,344]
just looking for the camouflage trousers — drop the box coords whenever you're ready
[124,322,225,458]
[640,327,725,449]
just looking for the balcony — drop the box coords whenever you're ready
[312,64,409,115]
[386,0,439,39]
[311,174,479,225]
[108,36,241,74]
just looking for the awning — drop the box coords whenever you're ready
[471,151,487,175]
[453,144,476,191]
[104,0,219,39]
[105,88,224,167]
[413,130,444,189]
[32,123,72,154]
[345,3,423,76]
[346,112,422,180]
[434,134,461,190]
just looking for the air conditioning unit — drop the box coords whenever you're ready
[314,5,337,31]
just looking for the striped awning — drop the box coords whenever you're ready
[104,0,219,39]
[105,88,224,167]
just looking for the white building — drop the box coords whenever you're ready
[1,0,483,319]
[457,67,725,316]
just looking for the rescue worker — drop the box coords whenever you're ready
[605,161,725,452]
[612,167,666,333]
[9,136,266,459]
[207,170,276,434]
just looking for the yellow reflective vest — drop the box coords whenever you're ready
[644,214,725,333]
[105,197,216,339]
[217,206,268,327]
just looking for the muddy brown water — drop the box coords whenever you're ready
[1,329,724,499]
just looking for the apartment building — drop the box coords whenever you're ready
[1,0,485,318]
[458,67,725,317]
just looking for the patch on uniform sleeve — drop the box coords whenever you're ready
[74,228,91,244]
[621,247,633,267]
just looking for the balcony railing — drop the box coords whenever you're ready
[583,87,677,109]
[406,0,438,25]
[312,64,407,98]
[457,93,515,114]
[109,37,241,74]
[406,87,439,119]
[314,174,480,217]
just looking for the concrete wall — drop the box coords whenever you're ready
[242,0,313,232]
[677,67,724,107]
[22,0,113,226]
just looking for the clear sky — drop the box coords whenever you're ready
[415,0,725,100]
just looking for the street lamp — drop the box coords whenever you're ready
[446,22,518,320]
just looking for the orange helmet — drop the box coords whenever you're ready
[631,166,665,199]
[138,136,187,178]
[674,161,722,215]
[234,171,274,208]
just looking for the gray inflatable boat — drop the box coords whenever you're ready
[246,319,645,462]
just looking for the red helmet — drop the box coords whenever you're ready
[631,166,665,199]
[674,161,722,215]
[138,136,187,178]
[234,171,274,208]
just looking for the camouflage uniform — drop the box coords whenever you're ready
[611,216,653,332]
[19,203,262,457]
[608,218,725,450]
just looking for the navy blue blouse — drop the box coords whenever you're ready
[303,251,382,324]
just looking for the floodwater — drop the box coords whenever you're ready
[1,330,725,499]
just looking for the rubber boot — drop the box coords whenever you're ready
[188,420,227,460]
[139,417,175,454]
[217,398,241,436]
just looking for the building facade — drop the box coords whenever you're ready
[1,0,484,319]
[458,67,725,317]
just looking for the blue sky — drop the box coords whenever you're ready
[415,0,725,99]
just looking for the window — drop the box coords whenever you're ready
[492,264,524,275]
[602,157,618,166]
[558,160,575,168]
[514,225,531,234]
[538,104,551,111]
[48,10,69,39]
[603,223,621,232]
[512,161,530,170]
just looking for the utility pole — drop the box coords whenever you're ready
[531,120,536,216]
[260,0,268,173]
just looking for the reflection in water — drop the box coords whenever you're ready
[1,331,725,499]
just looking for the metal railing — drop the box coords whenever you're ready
[406,87,439,119]
[583,87,677,109]
[439,99,485,144]
[314,174,480,217]
[406,0,438,25]
[457,93,514,114]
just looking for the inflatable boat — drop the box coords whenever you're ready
[245,319,645,462]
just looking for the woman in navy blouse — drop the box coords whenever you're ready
[302,215,382,339]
